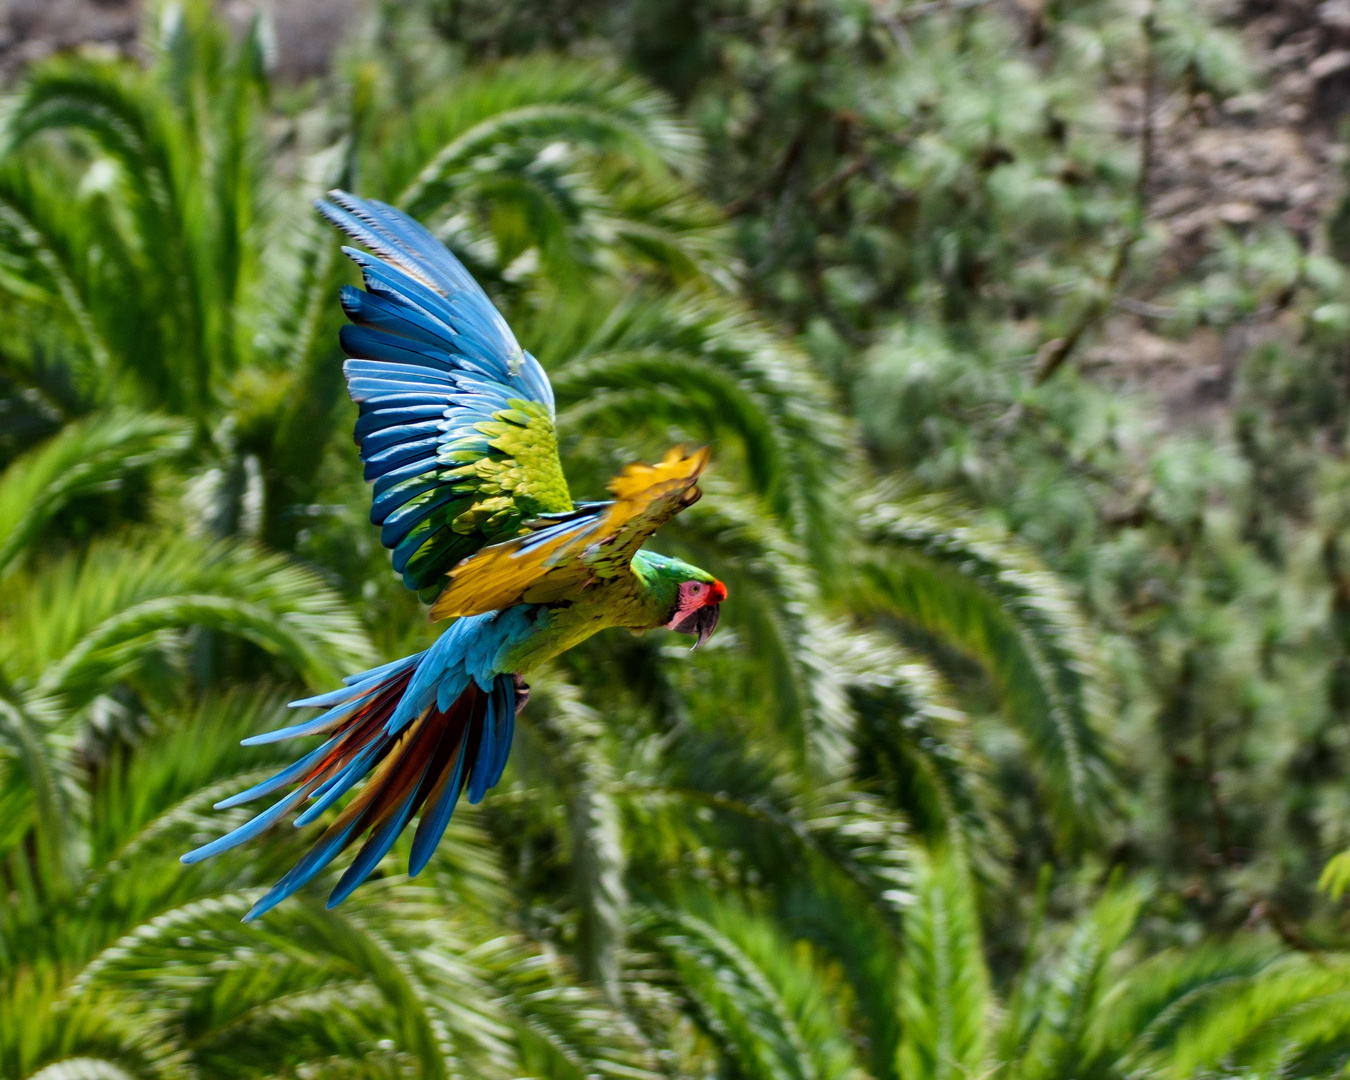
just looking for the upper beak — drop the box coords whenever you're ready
[673,604,721,649]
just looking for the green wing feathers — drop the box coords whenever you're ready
[383,398,573,601]
[447,399,573,535]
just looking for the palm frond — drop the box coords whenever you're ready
[523,673,630,998]
[0,161,114,384]
[0,411,189,576]
[470,932,661,1080]
[0,969,186,1080]
[6,56,210,410]
[1321,846,1350,899]
[1164,953,1350,1079]
[641,891,865,1080]
[841,631,1005,876]
[859,494,1113,845]
[660,492,849,765]
[2,535,372,700]
[897,844,990,1080]
[0,689,70,891]
[1011,876,1146,1080]
[1086,935,1282,1074]
[4,10,272,418]
[387,58,703,213]
[554,291,852,572]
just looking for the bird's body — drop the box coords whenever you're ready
[499,550,716,668]
[183,192,725,919]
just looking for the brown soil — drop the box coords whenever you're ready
[0,0,361,81]
[1085,0,1350,426]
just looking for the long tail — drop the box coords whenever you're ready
[182,653,525,921]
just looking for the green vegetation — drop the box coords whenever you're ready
[3,0,1350,1075]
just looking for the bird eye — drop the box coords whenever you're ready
[690,584,702,594]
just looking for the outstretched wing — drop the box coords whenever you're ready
[319,190,573,602]
[428,446,709,619]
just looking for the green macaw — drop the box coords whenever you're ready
[183,191,726,920]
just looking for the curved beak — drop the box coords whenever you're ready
[672,604,721,649]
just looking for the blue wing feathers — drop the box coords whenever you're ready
[345,377,450,399]
[371,459,440,499]
[393,525,465,575]
[320,192,493,304]
[363,452,436,485]
[401,539,472,585]
[385,505,471,557]
[380,489,466,548]
[354,405,446,442]
[361,434,442,471]
[321,191,563,596]
[362,420,444,456]
[345,254,511,373]
[519,352,555,411]
[343,365,455,389]
[344,252,517,371]
[340,327,459,373]
[359,392,443,413]
[340,285,460,351]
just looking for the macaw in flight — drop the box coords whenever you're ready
[183,191,726,919]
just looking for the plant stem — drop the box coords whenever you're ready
[1035,2,1156,385]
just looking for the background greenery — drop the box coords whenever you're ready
[3,0,1350,1076]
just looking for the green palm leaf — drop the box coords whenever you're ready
[858,494,1112,845]
[3,536,372,699]
[0,412,189,576]
[553,291,851,571]
[1010,876,1146,1080]
[1165,953,1350,1080]
[641,891,865,1080]
[896,844,990,1080]
[0,971,185,1080]
[386,58,703,212]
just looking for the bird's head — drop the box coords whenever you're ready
[635,552,727,649]
[665,574,727,649]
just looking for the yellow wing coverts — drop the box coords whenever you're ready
[429,446,710,620]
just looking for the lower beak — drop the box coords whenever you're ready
[673,604,721,649]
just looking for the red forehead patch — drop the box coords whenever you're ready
[708,580,727,604]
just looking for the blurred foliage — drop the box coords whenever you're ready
[4,0,1350,1075]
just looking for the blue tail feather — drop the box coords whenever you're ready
[326,785,423,908]
[409,720,474,877]
[467,695,495,806]
[293,739,389,828]
[339,653,421,688]
[184,784,313,864]
[184,609,540,917]
[212,739,339,811]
